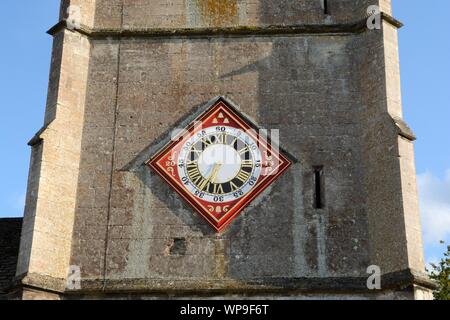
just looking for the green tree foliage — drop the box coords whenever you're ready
[428,241,450,300]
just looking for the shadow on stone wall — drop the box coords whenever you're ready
[120,30,368,282]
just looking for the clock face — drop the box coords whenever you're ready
[147,98,292,232]
[178,126,262,203]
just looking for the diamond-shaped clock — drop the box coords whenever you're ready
[147,98,292,232]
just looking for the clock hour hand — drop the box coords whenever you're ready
[210,163,222,183]
[199,163,222,191]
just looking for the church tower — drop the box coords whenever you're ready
[12,0,434,299]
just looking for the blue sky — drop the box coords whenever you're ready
[0,1,449,266]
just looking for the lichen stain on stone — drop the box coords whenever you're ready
[196,0,238,26]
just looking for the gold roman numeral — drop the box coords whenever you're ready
[236,170,250,183]
[230,137,238,148]
[241,160,253,168]
[204,137,213,147]
[190,147,202,155]
[230,181,240,192]
[186,161,198,169]
[193,176,204,186]
[201,181,212,192]
[212,183,224,195]
[216,134,227,144]
[239,146,250,155]
[187,166,203,185]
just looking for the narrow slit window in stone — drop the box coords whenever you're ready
[314,166,324,209]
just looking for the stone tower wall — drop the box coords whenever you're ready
[58,0,394,29]
[17,29,90,287]
[16,0,432,299]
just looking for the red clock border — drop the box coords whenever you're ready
[147,98,292,232]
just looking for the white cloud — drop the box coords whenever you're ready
[417,170,450,245]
